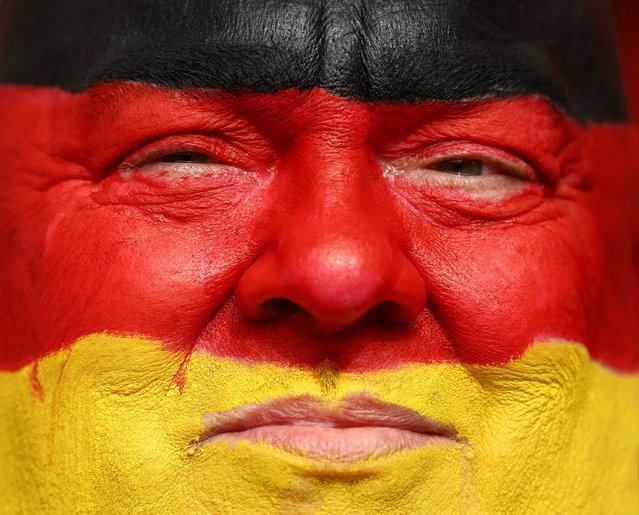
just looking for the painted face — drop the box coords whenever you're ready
[1,1,638,512]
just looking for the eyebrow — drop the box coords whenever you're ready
[85,43,567,108]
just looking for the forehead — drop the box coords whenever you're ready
[0,0,627,121]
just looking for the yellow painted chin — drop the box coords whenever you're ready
[0,335,638,514]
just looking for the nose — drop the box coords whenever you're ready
[235,187,426,334]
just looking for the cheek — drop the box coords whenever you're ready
[400,122,639,369]
[406,204,601,362]
[4,176,269,364]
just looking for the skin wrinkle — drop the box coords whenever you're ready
[376,98,570,187]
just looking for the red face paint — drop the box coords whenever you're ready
[615,0,639,120]
[0,84,637,372]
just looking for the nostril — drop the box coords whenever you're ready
[365,301,407,325]
[256,298,300,321]
[253,297,412,332]
[236,243,427,332]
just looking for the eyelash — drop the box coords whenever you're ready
[117,135,243,176]
[385,142,537,181]
[116,136,540,202]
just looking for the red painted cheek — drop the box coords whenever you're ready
[0,86,275,368]
[0,173,271,366]
[0,84,637,372]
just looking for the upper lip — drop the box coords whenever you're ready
[198,392,457,445]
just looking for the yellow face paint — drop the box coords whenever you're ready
[1,334,638,513]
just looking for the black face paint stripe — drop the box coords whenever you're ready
[0,0,627,122]
[83,45,566,106]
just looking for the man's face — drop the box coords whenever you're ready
[1,1,638,512]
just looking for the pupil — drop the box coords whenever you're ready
[435,159,483,176]
[161,152,211,164]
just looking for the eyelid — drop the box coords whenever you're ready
[116,133,249,174]
[387,141,537,181]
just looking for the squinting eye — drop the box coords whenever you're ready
[385,145,538,201]
[159,152,214,164]
[120,146,244,178]
[433,159,484,176]
[116,134,257,180]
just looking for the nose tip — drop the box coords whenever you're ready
[235,236,426,333]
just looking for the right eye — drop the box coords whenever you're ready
[120,142,246,179]
[158,152,214,164]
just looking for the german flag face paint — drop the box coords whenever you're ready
[1,1,638,512]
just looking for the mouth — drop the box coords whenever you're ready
[198,393,459,462]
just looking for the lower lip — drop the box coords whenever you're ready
[202,425,452,462]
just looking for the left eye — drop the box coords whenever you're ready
[432,159,485,176]
[159,152,214,164]
[385,146,538,201]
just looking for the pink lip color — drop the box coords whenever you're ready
[199,393,458,462]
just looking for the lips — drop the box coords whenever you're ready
[198,393,459,462]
